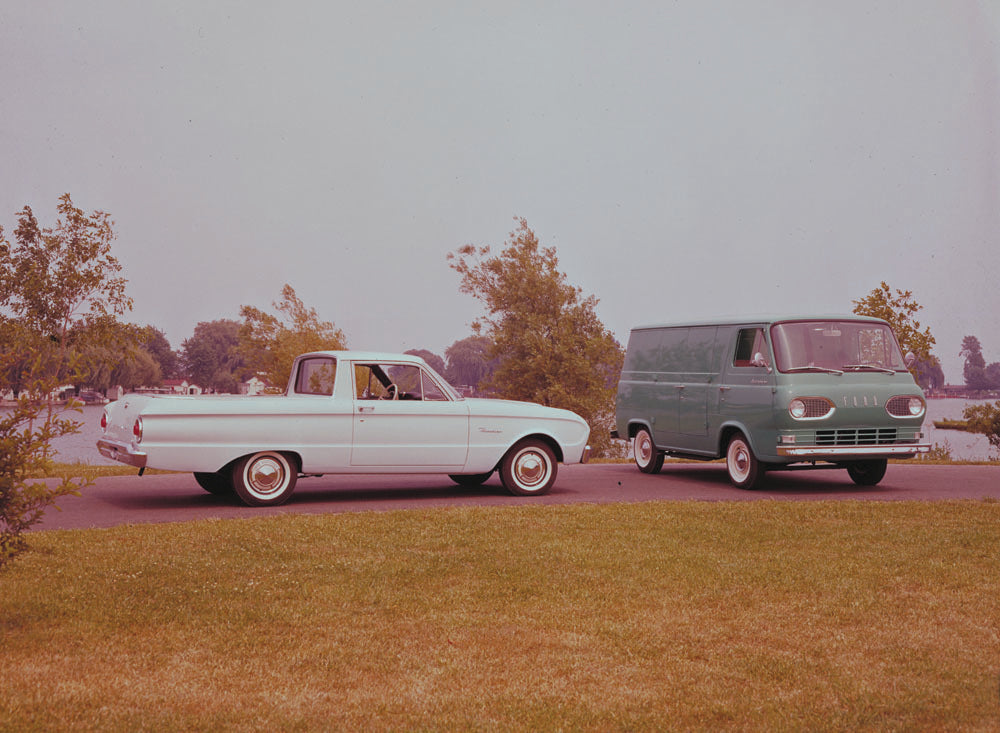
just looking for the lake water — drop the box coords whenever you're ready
[8,398,999,465]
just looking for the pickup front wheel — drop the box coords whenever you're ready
[232,452,298,507]
[500,439,558,496]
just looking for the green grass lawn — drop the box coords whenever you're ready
[2,500,998,731]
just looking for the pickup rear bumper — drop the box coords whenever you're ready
[97,438,148,469]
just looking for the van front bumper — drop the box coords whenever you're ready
[97,438,148,469]
[776,443,931,458]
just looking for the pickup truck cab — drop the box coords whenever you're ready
[613,316,930,488]
[98,351,591,506]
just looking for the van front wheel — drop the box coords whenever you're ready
[846,459,887,486]
[726,434,764,490]
[633,428,664,474]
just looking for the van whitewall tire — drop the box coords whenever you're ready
[633,428,664,474]
[232,451,298,507]
[726,434,763,490]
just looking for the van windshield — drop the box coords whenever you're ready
[770,321,907,374]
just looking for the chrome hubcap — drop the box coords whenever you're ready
[249,457,284,495]
[729,442,750,480]
[636,434,652,464]
[514,451,547,488]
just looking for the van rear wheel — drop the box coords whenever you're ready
[633,428,664,474]
[726,434,764,490]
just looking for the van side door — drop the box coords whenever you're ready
[720,326,775,453]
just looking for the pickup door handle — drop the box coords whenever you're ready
[358,405,375,414]
[719,386,732,392]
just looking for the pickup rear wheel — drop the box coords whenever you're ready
[726,434,764,490]
[633,428,664,474]
[232,452,298,507]
[500,439,557,496]
[194,471,232,496]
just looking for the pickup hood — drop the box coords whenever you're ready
[464,397,586,423]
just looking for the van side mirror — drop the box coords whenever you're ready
[904,352,916,368]
[752,352,772,372]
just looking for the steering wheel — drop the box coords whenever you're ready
[380,383,398,400]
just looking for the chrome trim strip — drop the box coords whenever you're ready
[776,443,931,457]
[96,438,148,469]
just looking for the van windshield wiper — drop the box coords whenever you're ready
[842,364,896,375]
[785,366,844,375]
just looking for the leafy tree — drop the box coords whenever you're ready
[239,284,346,391]
[963,401,1000,453]
[444,335,496,391]
[852,281,937,382]
[181,319,244,392]
[0,194,131,568]
[404,349,446,375]
[448,218,623,456]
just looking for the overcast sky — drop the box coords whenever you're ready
[2,1,998,382]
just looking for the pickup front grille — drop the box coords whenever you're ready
[816,428,898,446]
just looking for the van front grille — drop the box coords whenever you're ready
[815,428,898,446]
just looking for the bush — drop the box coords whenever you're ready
[0,397,88,569]
[962,400,1000,452]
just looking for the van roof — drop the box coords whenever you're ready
[630,314,890,331]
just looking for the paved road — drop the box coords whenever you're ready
[31,462,1000,531]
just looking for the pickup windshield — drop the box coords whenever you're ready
[770,321,907,374]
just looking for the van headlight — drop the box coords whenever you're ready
[788,396,835,420]
[908,397,924,416]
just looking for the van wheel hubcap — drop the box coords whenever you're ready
[729,442,750,481]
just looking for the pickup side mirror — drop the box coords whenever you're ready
[904,352,916,368]
[752,352,772,373]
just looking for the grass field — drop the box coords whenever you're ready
[2,500,998,731]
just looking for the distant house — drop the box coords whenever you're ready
[162,379,202,396]
[240,376,272,396]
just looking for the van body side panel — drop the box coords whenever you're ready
[676,326,717,445]
[616,327,677,445]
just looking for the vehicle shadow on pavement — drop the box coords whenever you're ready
[654,463,895,497]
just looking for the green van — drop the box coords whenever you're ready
[613,316,930,488]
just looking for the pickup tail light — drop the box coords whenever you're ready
[133,417,143,443]
[100,411,108,431]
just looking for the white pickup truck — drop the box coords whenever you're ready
[98,351,591,506]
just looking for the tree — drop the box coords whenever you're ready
[448,218,623,456]
[852,282,937,382]
[444,335,496,391]
[239,284,346,390]
[181,319,244,392]
[0,194,131,568]
[140,326,179,381]
[405,349,446,375]
[959,335,994,391]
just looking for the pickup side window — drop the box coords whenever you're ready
[355,363,452,401]
[295,357,337,395]
[733,328,767,367]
